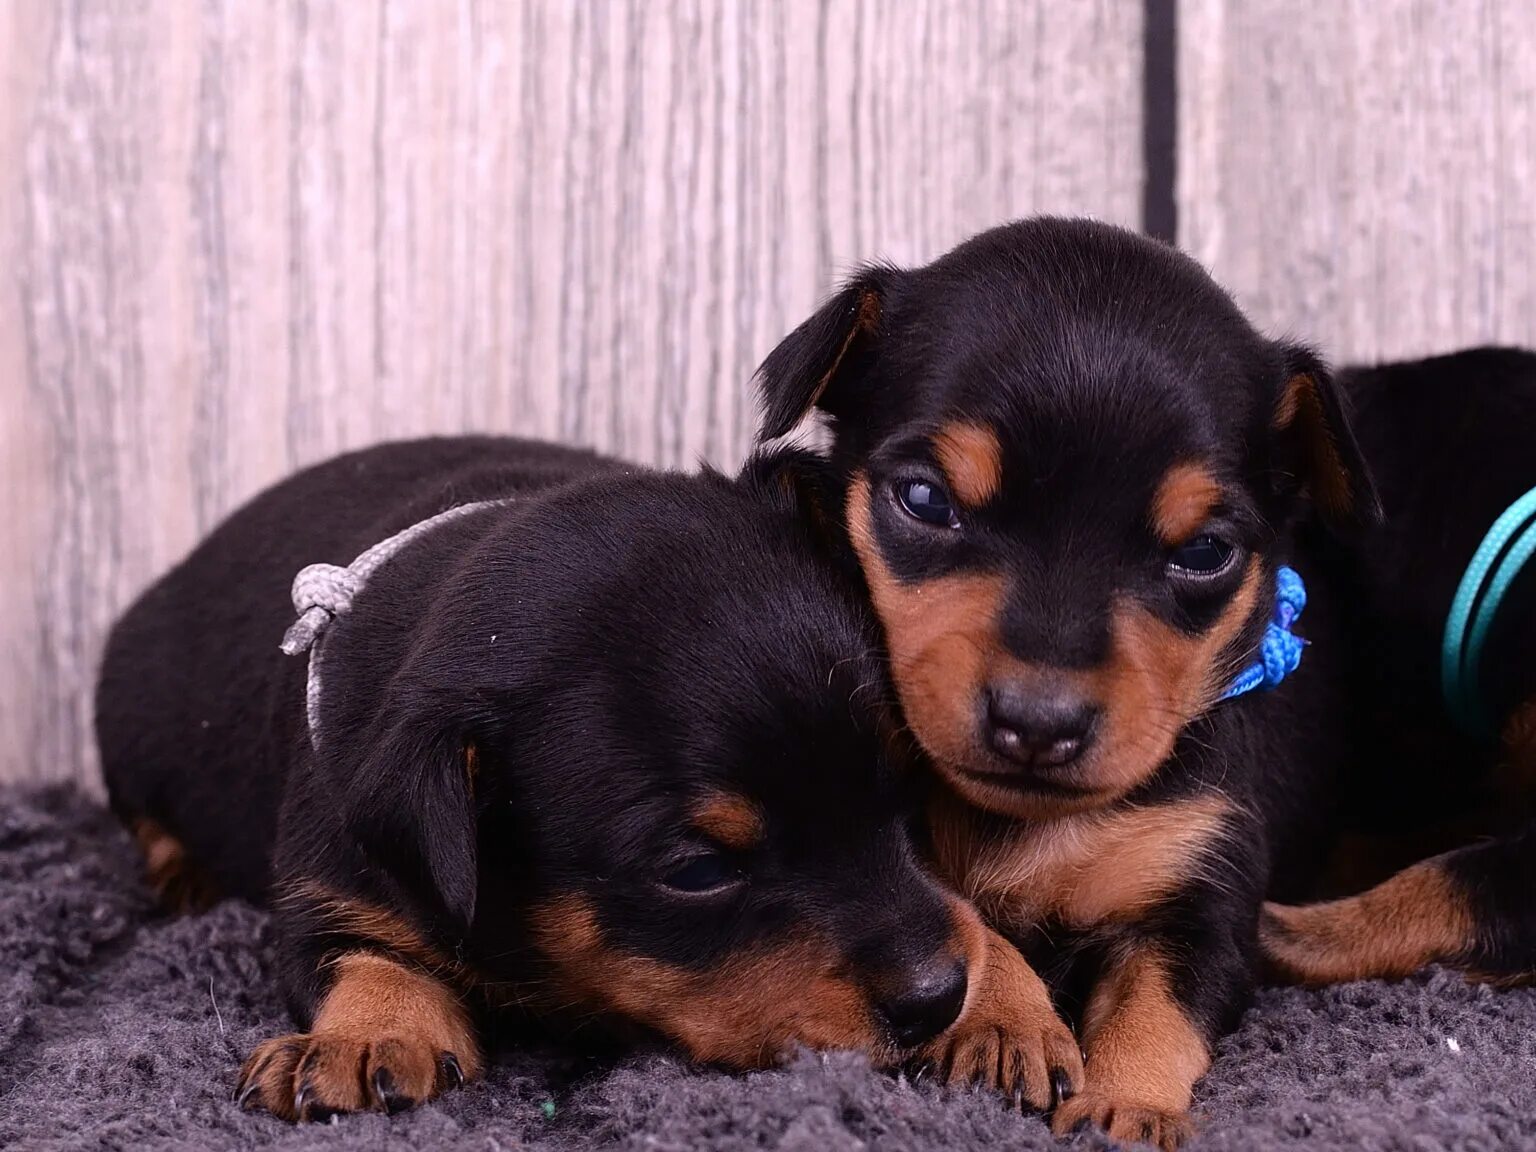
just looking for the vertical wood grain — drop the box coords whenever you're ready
[1,0,1143,789]
[1178,0,1536,362]
[1,2,59,792]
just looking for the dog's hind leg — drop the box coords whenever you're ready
[1263,832,1536,989]
[129,817,220,914]
[1265,700,1536,987]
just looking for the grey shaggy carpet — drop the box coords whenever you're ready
[3,788,1535,1152]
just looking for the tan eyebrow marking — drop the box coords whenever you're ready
[691,792,766,850]
[932,422,1004,507]
[1151,461,1222,546]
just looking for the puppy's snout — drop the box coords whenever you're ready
[875,956,968,1048]
[984,682,1099,769]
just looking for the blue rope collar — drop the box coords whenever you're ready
[1441,484,1536,738]
[1221,566,1308,701]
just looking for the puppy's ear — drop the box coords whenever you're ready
[1270,346,1383,536]
[345,716,479,934]
[739,447,846,554]
[755,270,887,440]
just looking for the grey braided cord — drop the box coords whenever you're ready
[280,498,512,746]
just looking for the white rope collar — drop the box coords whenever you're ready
[280,499,512,747]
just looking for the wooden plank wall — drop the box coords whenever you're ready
[1179,0,1536,361]
[0,1,1143,790]
[9,1,1536,792]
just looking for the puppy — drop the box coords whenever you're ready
[98,436,1082,1121]
[1262,346,1536,986]
[754,218,1380,1148]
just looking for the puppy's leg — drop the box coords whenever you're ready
[916,925,1083,1112]
[1265,698,1536,985]
[1050,943,1210,1152]
[130,817,219,913]
[1263,821,1536,986]
[237,889,483,1121]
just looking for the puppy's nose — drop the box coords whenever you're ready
[985,683,1099,769]
[876,957,968,1048]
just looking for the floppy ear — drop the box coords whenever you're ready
[738,447,853,565]
[1270,346,1383,536]
[344,715,479,934]
[755,270,887,440]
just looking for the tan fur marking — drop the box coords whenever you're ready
[931,791,1233,929]
[849,470,1262,818]
[1273,373,1354,520]
[1151,461,1222,547]
[1271,373,1303,430]
[932,422,1004,508]
[132,818,217,913]
[464,741,479,785]
[1051,948,1208,1150]
[1091,560,1263,797]
[1080,950,1212,1106]
[691,793,766,851]
[531,894,895,1068]
[280,880,466,986]
[1261,857,1477,986]
[1502,695,1536,780]
[848,473,1007,785]
[237,952,481,1119]
[917,918,1083,1110]
[311,952,480,1068]
[803,289,881,413]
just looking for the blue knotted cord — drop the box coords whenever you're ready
[1221,565,1308,701]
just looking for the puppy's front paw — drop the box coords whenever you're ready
[917,1006,1082,1112]
[1052,1090,1193,1151]
[236,1031,468,1121]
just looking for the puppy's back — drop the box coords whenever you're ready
[97,436,615,903]
[1335,348,1536,830]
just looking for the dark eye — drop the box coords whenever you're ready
[1169,533,1237,577]
[661,852,739,894]
[894,479,959,528]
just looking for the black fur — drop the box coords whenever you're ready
[1333,346,1536,979]
[754,217,1387,1144]
[98,437,975,1116]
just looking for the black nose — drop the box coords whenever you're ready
[876,957,968,1048]
[985,683,1100,769]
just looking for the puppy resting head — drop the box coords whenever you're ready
[319,454,982,1069]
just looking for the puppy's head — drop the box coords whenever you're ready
[756,218,1380,820]
[334,457,980,1069]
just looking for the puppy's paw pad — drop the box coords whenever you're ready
[236,1031,464,1121]
[1052,1092,1193,1151]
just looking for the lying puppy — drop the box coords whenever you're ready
[754,218,1379,1148]
[98,437,1081,1120]
[1263,346,1536,985]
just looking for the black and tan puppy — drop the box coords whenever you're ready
[1262,346,1536,986]
[98,436,1082,1121]
[754,218,1381,1148]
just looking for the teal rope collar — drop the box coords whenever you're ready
[1222,566,1308,700]
[1441,484,1536,738]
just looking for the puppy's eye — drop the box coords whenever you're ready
[661,852,740,894]
[894,479,960,528]
[1168,533,1237,577]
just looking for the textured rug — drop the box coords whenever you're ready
[3,786,1534,1152]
